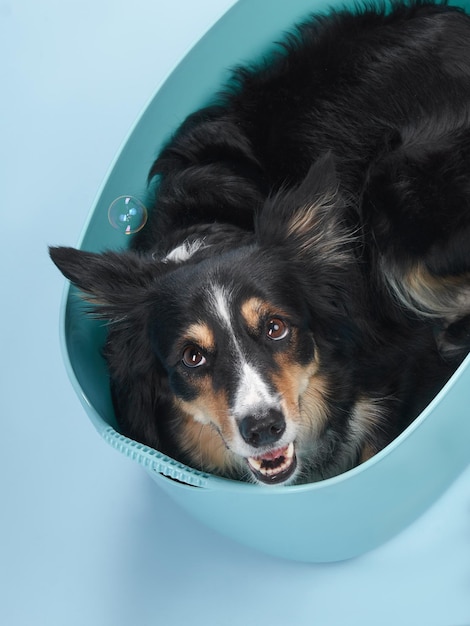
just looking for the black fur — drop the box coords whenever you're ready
[50,1,470,484]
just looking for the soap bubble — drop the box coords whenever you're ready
[108,196,148,235]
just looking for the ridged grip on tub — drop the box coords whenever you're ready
[101,427,210,488]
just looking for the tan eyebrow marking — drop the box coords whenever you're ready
[241,297,284,331]
[241,297,265,330]
[184,322,216,351]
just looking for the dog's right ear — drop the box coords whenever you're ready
[49,246,161,319]
[256,153,357,270]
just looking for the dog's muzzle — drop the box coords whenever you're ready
[247,442,297,484]
[238,410,297,484]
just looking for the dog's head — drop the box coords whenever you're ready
[50,157,367,485]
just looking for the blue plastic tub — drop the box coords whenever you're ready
[58,0,470,562]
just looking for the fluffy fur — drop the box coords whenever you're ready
[50,1,470,485]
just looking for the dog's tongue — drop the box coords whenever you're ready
[258,447,289,461]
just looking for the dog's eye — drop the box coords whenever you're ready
[266,318,289,341]
[182,346,206,368]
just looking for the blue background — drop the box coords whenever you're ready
[2,1,470,624]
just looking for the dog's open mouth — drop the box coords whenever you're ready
[247,442,297,484]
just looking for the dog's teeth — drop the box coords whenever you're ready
[247,442,295,478]
[247,457,262,471]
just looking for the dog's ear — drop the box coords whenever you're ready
[255,153,357,268]
[49,246,160,319]
[255,153,367,345]
[50,246,180,452]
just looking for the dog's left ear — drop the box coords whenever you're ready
[255,153,357,268]
[49,246,161,319]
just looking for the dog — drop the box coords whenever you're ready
[50,0,470,485]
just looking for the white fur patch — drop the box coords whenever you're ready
[163,239,206,263]
[208,283,279,417]
[233,362,279,418]
[210,284,233,329]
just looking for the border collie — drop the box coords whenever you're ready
[50,1,470,485]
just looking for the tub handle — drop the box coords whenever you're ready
[101,427,210,488]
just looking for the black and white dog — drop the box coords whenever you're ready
[50,1,470,485]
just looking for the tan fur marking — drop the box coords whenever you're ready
[177,377,230,427]
[240,297,291,332]
[287,196,357,263]
[176,415,236,474]
[272,344,327,438]
[287,191,338,240]
[175,380,239,473]
[299,372,331,438]
[184,322,215,351]
[240,297,266,331]
[350,396,389,459]
[388,261,470,320]
[407,263,470,299]
[272,360,313,416]
[359,443,377,464]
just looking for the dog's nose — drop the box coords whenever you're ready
[239,409,286,448]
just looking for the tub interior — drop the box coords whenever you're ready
[61,0,470,479]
